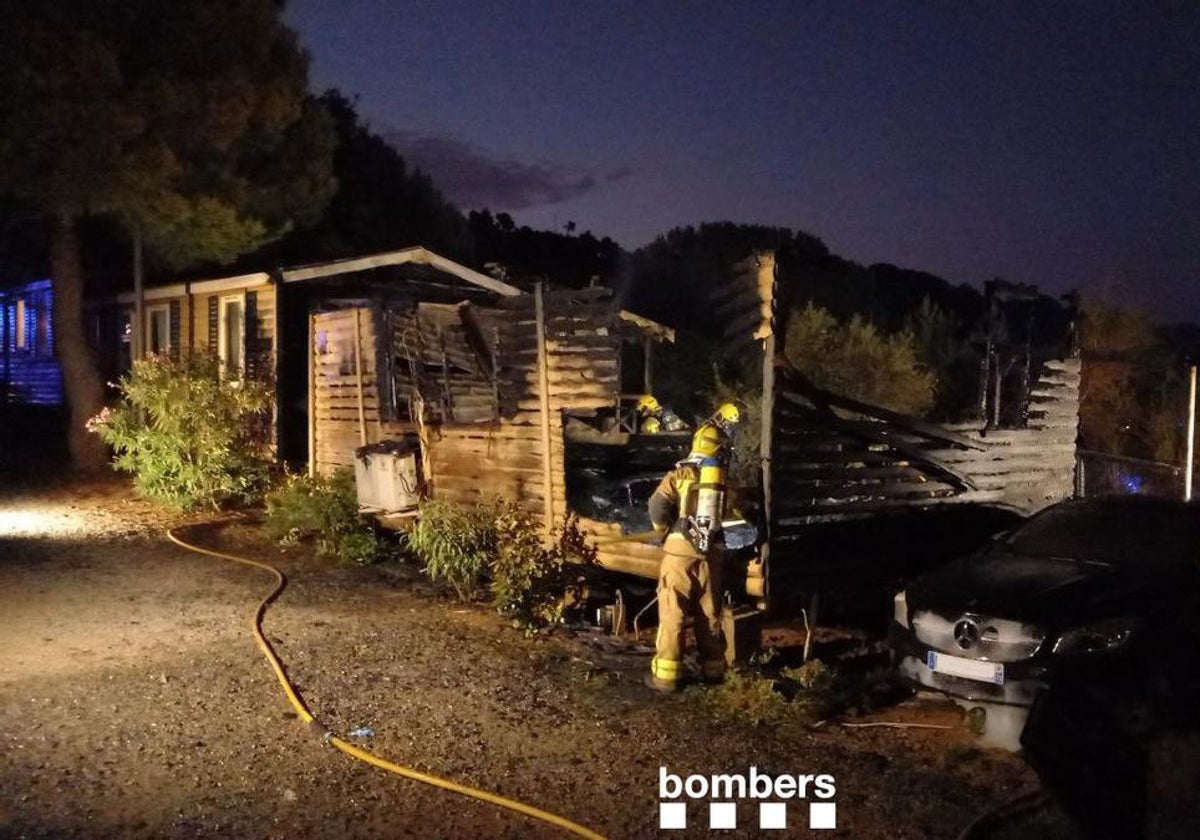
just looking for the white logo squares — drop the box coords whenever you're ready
[810,801,837,829]
[657,766,837,830]
[709,802,736,829]
[659,801,686,830]
[760,801,787,829]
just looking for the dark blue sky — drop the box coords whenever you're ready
[284,1,1200,318]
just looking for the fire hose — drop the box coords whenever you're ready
[166,525,607,840]
[593,529,662,547]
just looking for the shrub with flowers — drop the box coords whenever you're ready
[87,353,273,510]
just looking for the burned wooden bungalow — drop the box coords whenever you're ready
[307,275,679,537]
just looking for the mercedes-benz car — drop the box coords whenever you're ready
[890,496,1200,711]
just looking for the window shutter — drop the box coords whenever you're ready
[207,296,218,356]
[244,291,258,380]
[169,300,181,361]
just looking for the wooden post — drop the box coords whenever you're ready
[643,336,653,393]
[491,326,501,420]
[374,307,385,440]
[758,253,777,613]
[307,312,316,476]
[760,333,776,611]
[1186,364,1197,502]
[534,282,555,531]
[353,308,367,447]
[990,353,1002,428]
[440,334,452,422]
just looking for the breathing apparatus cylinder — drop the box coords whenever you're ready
[686,456,726,552]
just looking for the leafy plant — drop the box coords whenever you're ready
[87,353,272,510]
[264,469,386,564]
[406,499,598,630]
[491,508,596,630]
[407,499,498,600]
[781,658,833,691]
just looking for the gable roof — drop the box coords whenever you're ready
[280,247,521,296]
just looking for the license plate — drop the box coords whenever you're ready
[927,651,1004,685]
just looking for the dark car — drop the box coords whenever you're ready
[890,496,1200,715]
[568,468,663,534]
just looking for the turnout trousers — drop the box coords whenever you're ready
[650,534,727,688]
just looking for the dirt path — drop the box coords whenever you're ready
[0,478,1067,839]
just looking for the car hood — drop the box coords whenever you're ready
[908,550,1163,625]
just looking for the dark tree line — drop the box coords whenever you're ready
[1,3,1191,469]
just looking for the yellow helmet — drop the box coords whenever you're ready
[636,394,662,417]
[711,401,741,433]
[688,422,726,459]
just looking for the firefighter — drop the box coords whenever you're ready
[636,394,688,434]
[645,401,741,692]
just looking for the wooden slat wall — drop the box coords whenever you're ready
[425,419,568,524]
[313,289,635,532]
[389,305,496,423]
[491,288,621,416]
[770,358,1081,562]
[312,307,412,475]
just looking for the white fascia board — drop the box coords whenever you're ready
[618,309,675,342]
[281,247,426,282]
[114,283,187,304]
[421,251,522,296]
[189,272,271,295]
[281,247,522,296]
[110,272,270,304]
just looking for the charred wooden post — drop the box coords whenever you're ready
[307,312,316,477]
[535,282,556,531]
[353,308,367,447]
[757,253,777,612]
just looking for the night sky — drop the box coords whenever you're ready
[284,2,1200,319]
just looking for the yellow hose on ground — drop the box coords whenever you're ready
[166,526,607,840]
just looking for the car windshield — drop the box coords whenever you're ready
[1004,503,1200,568]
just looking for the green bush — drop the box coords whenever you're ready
[491,508,596,629]
[264,469,385,564]
[784,302,936,416]
[407,499,597,630]
[407,499,498,600]
[86,353,272,510]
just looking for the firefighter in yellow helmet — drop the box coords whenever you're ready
[636,393,689,434]
[645,401,741,692]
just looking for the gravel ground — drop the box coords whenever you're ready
[0,474,1074,839]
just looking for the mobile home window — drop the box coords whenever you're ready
[146,304,170,355]
[218,294,245,376]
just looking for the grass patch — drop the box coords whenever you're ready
[695,657,909,726]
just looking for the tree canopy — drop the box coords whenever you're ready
[0,0,334,265]
[0,0,334,468]
[243,90,470,267]
[785,303,936,416]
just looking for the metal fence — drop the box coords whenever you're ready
[1076,450,1186,500]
